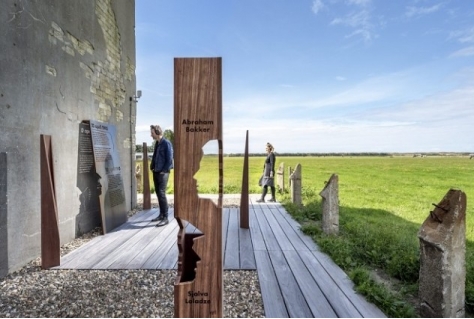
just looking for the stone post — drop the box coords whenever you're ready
[135,164,142,193]
[289,164,302,206]
[418,189,467,318]
[320,174,339,235]
[276,162,285,193]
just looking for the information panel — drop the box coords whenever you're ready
[89,120,127,233]
[76,122,102,236]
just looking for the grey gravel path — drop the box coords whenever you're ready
[0,196,265,318]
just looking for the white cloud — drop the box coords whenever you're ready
[135,80,474,153]
[449,27,474,44]
[330,10,375,42]
[331,10,370,28]
[450,46,474,57]
[361,85,474,127]
[311,0,325,15]
[347,0,371,6]
[405,4,442,18]
[218,69,474,153]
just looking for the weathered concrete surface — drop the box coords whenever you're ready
[289,164,302,206]
[320,174,339,235]
[0,153,8,278]
[0,0,136,277]
[418,189,467,318]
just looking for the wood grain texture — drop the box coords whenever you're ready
[40,135,60,269]
[224,208,239,269]
[239,225,256,269]
[173,57,223,318]
[255,250,289,318]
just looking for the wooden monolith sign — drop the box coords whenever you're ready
[174,57,223,317]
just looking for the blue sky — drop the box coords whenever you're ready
[135,0,474,153]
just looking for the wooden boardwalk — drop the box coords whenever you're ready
[54,197,386,318]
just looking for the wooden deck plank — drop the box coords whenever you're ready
[56,209,157,268]
[249,208,266,251]
[124,221,179,269]
[283,250,338,318]
[158,238,179,269]
[298,249,361,318]
[238,225,256,269]
[269,207,311,252]
[268,250,313,318]
[222,208,230,256]
[262,208,295,251]
[254,250,289,318]
[224,208,240,269]
[253,207,281,251]
[108,219,177,269]
[56,236,106,268]
[92,222,160,269]
[312,251,387,318]
[57,210,158,269]
[272,206,321,251]
[142,226,177,269]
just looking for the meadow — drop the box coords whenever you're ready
[138,155,473,316]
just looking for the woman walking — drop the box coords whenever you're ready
[257,142,276,203]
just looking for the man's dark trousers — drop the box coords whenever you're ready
[153,171,169,218]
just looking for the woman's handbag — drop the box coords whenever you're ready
[258,175,263,186]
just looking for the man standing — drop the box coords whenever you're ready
[150,125,173,227]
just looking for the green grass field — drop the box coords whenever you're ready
[138,155,473,316]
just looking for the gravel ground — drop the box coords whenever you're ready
[0,196,265,318]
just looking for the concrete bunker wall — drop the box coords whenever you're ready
[0,0,137,277]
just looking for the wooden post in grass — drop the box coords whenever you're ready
[240,130,249,229]
[174,57,223,318]
[142,142,151,210]
[418,189,466,318]
[276,162,285,193]
[40,135,60,269]
[320,173,339,235]
[289,164,302,206]
[288,166,293,190]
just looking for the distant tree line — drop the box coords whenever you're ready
[210,152,471,157]
[224,152,393,157]
[135,129,175,153]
